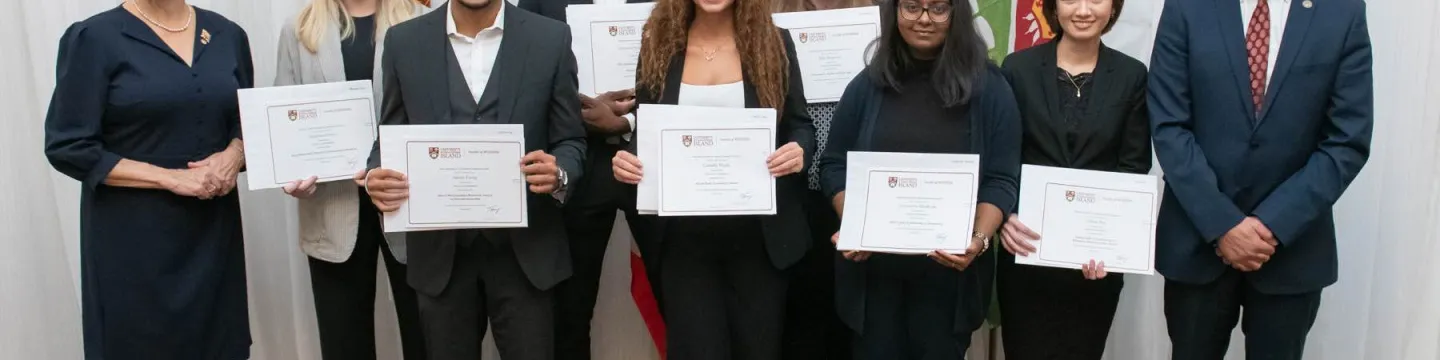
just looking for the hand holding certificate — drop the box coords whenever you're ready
[836,152,981,255]
[1010,165,1160,275]
[238,81,376,191]
[375,124,529,233]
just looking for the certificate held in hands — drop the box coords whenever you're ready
[1015,165,1160,275]
[836,152,980,254]
[635,104,778,216]
[238,80,376,190]
[379,124,528,233]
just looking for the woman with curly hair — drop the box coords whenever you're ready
[610,0,813,356]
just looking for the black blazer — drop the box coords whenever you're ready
[627,29,816,270]
[369,4,587,295]
[518,0,650,22]
[817,64,1022,334]
[1000,41,1151,175]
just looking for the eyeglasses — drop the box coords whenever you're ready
[899,1,952,22]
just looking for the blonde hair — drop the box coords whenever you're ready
[296,0,417,54]
[771,0,870,14]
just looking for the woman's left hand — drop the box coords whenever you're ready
[188,145,244,196]
[1081,260,1109,280]
[929,237,986,271]
[767,142,804,177]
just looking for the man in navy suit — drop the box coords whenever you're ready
[1148,0,1372,359]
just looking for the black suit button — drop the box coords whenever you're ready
[1250,141,1260,149]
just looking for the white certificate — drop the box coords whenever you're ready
[379,124,527,232]
[635,104,778,216]
[837,152,980,254]
[567,3,654,96]
[238,80,376,190]
[772,7,881,103]
[1015,165,1160,275]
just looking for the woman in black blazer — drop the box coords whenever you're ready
[995,0,1151,358]
[816,0,1021,357]
[609,0,813,357]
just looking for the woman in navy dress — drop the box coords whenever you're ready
[43,1,253,359]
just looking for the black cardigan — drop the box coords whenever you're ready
[626,29,816,270]
[816,64,1022,334]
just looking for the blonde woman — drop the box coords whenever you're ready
[274,0,428,359]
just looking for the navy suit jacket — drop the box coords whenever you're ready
[1148,0,1372,294]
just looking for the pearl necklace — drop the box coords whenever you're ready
[130,0,193,33]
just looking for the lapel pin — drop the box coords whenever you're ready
[200,29,211,45]
[1303,0,1313,9]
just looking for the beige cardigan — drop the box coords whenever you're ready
[273,5,430,263]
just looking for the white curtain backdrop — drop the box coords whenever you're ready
[2,1,1437,359]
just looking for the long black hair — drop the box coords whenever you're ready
[866,0,988,107]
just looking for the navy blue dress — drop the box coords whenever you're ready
[43,7,253,360]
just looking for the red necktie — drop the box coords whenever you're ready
[1246,0,1271,115]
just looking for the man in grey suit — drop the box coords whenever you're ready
[363,0,586,358]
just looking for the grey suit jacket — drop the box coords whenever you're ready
[274,4,430,264]
[369,2,586,295]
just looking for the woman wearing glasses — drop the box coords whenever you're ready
[816,0,1020,357]
[995,0,1150,358]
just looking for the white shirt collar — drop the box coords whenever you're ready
[445,1,506,39]
[1241,0,1290,4]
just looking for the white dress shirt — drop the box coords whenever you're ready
[1241,0,1290,81]
[445,4,570,198]
[447,3,506,103]
[593,0,629,6]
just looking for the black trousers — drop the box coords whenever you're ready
[553,141,661,360]
[781,190,851,360]
[854,255,969,360]
[996,254,1123,360]
[1164,269,1323,360]
[308,191,426,360]
[663,219,787,360]
[417,238,554,360]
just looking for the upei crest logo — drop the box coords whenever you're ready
[608,26,618,36]
[888,176,898,188]
[1065,190,1076,202]
[287,110,299,121]
[682,135,693,147]
[428,147,440,159]
[798,32,808,43]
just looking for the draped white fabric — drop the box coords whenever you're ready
[1,1,1437,359]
